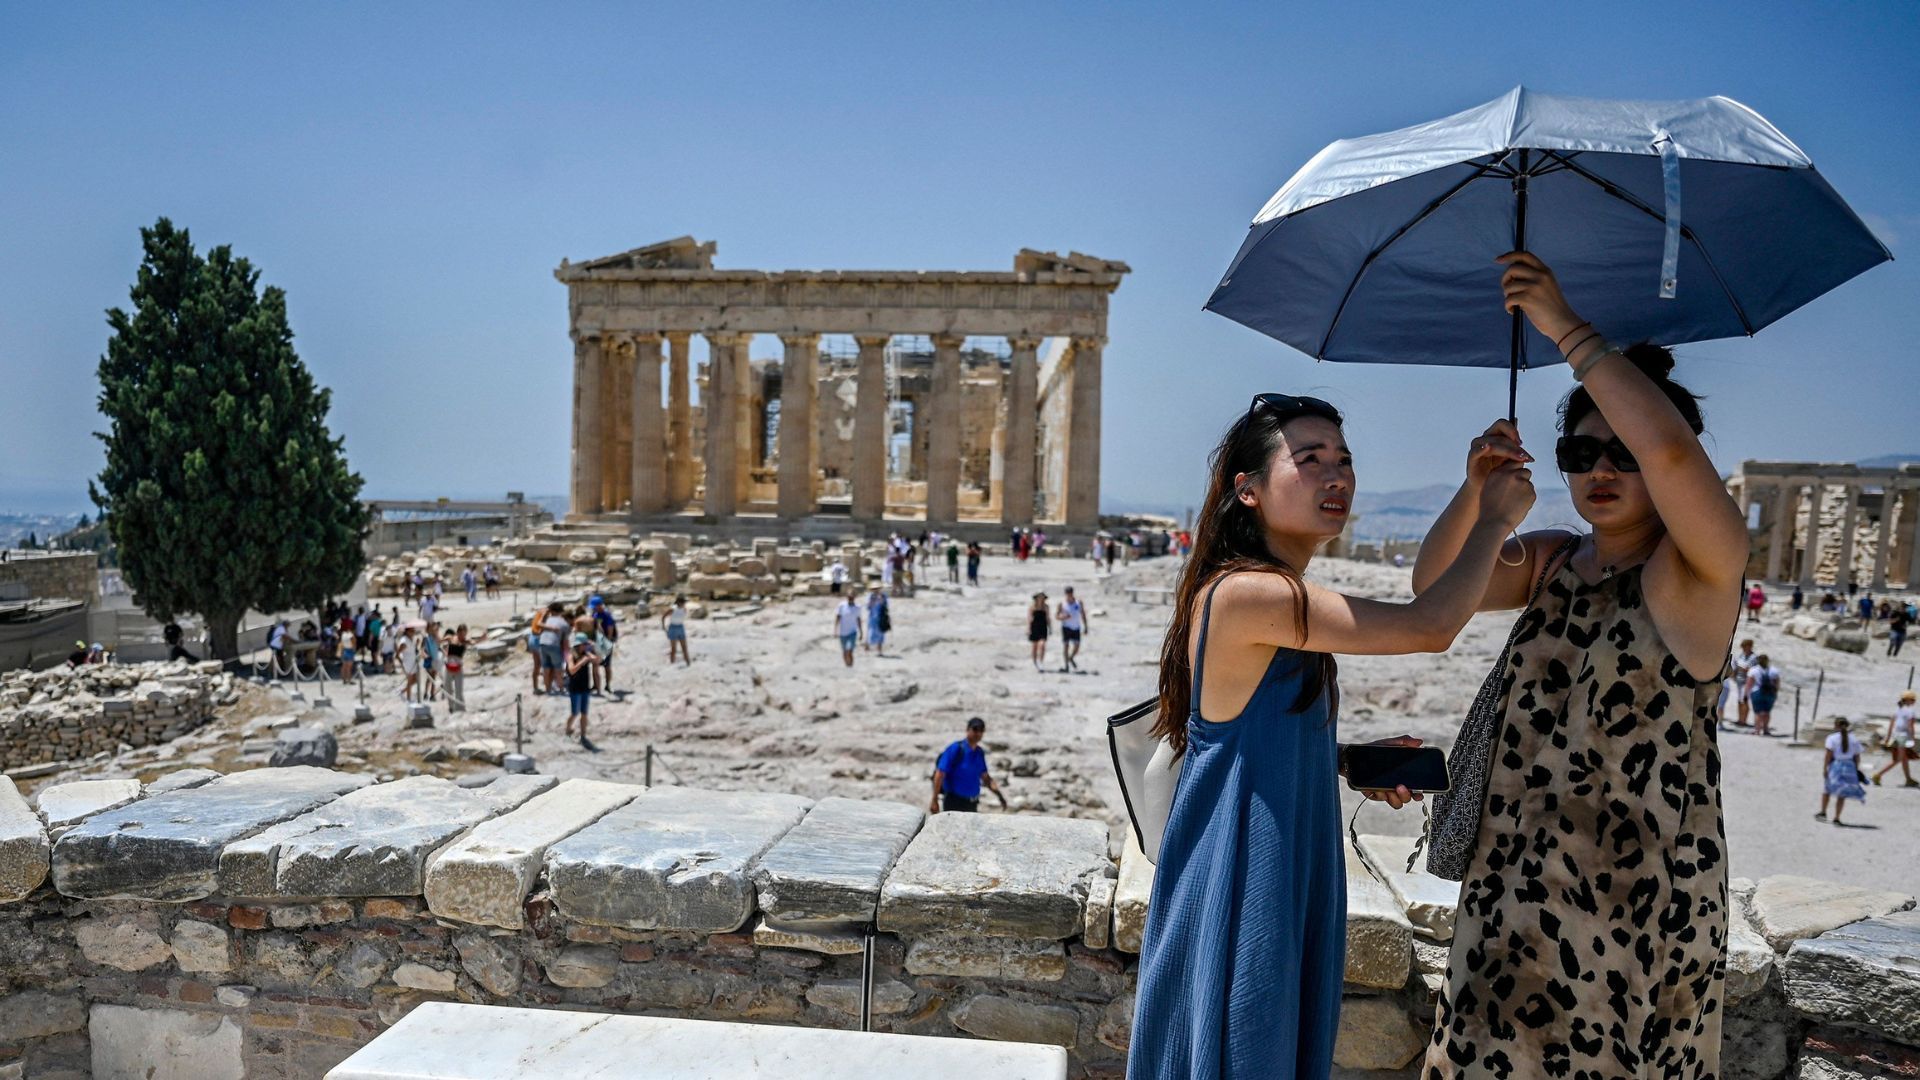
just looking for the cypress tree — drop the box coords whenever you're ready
[91,219,368,658]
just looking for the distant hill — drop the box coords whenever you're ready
[1859,453,1920,469]
[1352,483,1580,543]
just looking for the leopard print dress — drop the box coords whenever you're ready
[1425,561,1729,1079]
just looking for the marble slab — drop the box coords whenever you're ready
[1780,909,1920,1045]
[51,767,372,901]
[424,778,640,929]
[219,774,556,897]
[34,779,144,832]
[877,811,1111,941]
[752,796,924,924]
[324,1002,1067,1079]
[1355,833,1459,941]
[545,785,812,932]
[0,777,50,902]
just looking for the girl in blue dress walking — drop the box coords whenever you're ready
[1129,394,1534,1079]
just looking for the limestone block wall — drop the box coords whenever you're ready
[0,551,99,603]
[0,661,225,773]
[2,770,1915,1079]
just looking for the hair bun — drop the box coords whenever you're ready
[1621,342,1676,380]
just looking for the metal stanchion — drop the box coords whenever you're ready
[1809,668,1826,739]
[1793,685,1802,744]
[645,744,654,788]
[859,923,877,1033]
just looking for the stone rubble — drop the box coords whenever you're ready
[0,660,228,773]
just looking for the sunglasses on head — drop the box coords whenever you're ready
[1248,393,1341,422]
[1554,434,1640,473]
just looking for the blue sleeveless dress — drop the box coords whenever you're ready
[1129,582,1345,1079]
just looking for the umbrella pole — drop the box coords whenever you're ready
[1508,150,1529,424]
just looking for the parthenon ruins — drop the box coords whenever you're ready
[556,238,1128,534]
[1727,460,1920,589]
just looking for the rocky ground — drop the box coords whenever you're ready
[21,552,1920,894]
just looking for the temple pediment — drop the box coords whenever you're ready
[1014,249,1131,279]
[566,237,717,273]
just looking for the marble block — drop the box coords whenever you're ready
[33,778,144,832]
[0,777,50,902]
[545,785,812,932]
[1111,831,1153,954]
[425,778,639,929]
[326,1002,1067,1079]
[752,796,924,924]
[1344,841,1414,990]
[1355,833,1459,941]
[1748,874,1915,951]
[1780,909,1920,1045]
[53,767,374,901]
[877,812,1111,941]
[220,774,555,897]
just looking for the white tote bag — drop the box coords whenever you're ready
[1107,697,1185,865]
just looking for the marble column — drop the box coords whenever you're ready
[925,333,964,524]
[1903,484,1920,589]
[1871,490,1893,591]
[777,333,821,518]
[1066,336,1105,528]
[1766,482,1794,583]
[570,332,608,516]
[1002,336,1039,527]
[1836,483,1859,589]
[1799,481,1821,590]
[703,332,743,518]
[629,333,667,515]
[605,337,634,511]
[851,334,891,520]
[665,332,694,507]
[735,344,755,505]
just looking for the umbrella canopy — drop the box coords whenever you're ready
[1206,87,1890,390]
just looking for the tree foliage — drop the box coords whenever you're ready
[91,219,368,657]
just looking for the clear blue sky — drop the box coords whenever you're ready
[2,2,1915,517]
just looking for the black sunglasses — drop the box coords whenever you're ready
[1555,434,1640,473]
[1248,393,1341,422]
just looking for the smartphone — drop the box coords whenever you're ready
[1343,744,1450,793]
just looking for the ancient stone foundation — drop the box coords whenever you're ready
[0,661,228,774]
[0,769,1915,1078]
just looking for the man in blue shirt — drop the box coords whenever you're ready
[930,717,1006,814]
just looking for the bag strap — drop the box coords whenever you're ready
[1190,577,1227,717]
[1530,535,1581,609]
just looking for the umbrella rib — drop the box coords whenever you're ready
[1538,151,1756,335]
[1316,157,1508,357]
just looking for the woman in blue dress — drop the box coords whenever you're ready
[1129,394,1536,1079]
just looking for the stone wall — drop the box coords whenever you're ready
[0,552,98,603]
[0,661,227,773]
[1,770,1915,1079]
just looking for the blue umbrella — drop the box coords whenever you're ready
[1205,87,1891,418]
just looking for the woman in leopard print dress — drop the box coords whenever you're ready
[1411,253,1747,1078]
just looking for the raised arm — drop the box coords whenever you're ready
[1497,252,1747,591]
[1231,463,1534,655]
[1411,418,1572,611]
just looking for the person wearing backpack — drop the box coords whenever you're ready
[929,717,1006,814]
[1746,654,1782,737]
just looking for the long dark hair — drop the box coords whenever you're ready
[1154,406,1340,752]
